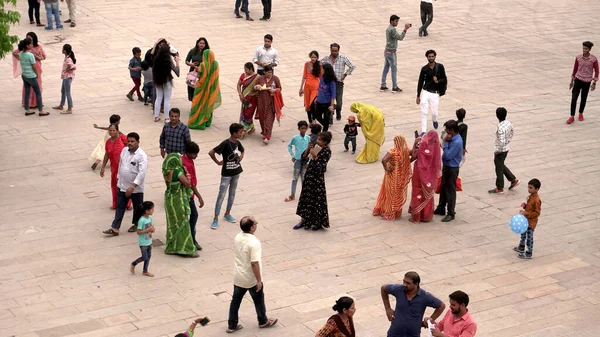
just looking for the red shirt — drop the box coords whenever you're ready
[572,54,599,82]
[436,309,477,337]
[181,155,197,199]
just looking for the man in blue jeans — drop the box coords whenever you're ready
[182,142,205,250]
[209,124,245,230]
[42,0,63,30]
[102,133,148,236]
[227,216,277,333]
[381,14,412,93]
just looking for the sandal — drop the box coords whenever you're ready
[25,111,35,116]
[52,106,64,110]
[235,14,243,18]
[102,228,119,236]
[39,112,50,117]
[127,225,137,233]
[60,110,73,114]
[246,17,254,21]
[293,222,305,230]
[154,117,161,122]
[259,318,278,328]
[284,196,294,202]
[226,325,243,333]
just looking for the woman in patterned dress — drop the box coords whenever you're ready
[373,135,416,220]
[237,62,260,134]
[316,297,356,337]
[294,131,332,231]
[254,65,282,145]
[162,153,198,257]
[409,130,441,223]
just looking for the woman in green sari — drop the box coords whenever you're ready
[188,49,221,130]
[162,153,198,257]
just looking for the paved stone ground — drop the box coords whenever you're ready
[1,0,600,336]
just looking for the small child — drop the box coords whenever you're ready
[127,47,143,102]
[141,60,154,106]
[343,115,361,154]
[53,44,77,114]
[90,114,121,170]
[456,108,468,166]
[285,120,310,202]
[131,201,155,277]
[175,317,210,337]
[302,123,322,162]
[513,179,542,259]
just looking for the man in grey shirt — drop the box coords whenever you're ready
[381,14,411,93]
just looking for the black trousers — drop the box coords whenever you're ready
[261,0,272,18]
[571,78,591,116]
[335,82,344,119]
[436,165,459,216]
[28,0,41,24]
[314,102,331,132]
[494,151,515,190]
[420,2,433,33]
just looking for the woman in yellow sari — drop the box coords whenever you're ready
[188,49,222,130]
[350,102,385,164]
[373,135,415,220]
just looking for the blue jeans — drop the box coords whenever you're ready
[132,245,152,273]
[44,2,62,29]
[228,284,267,329]
[111,191,144,229]
[22,76,42,111]
[143,82,153,103]
[290,160,306,196]
[344,135,357,152]
[381,51,397,89]
[215,174,240,216]
[189,198,198,244]
[234,0,249,17]
[518,228,534,256]
[60,78,73,108]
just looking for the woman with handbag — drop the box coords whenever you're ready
[237,62,260,134]
[408,130,441,223]
[316,297,356,337]
[188,49,221,130]
[185,38,209,101]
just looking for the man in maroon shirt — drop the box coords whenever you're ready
[568,41,598,124]
[182,141,205,250]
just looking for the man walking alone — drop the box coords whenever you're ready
[381,15,411,93]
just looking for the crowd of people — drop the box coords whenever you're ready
[11,1,597,334]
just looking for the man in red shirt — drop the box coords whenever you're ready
[182,141,205,250]
[568,41,598,124]
[430,290,477,337]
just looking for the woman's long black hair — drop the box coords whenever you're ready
[192,37,210,54]
[26,32,38,47]
[309,50,321,78]
[132,201,154,227]
[63,44,76,64]
[153,44,173,86]
[322,63,337,83]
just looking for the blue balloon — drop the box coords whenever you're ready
[510,214,529,234]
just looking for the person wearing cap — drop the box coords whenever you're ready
[343,115,361,154]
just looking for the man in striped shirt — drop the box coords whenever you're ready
[568,41,598,124]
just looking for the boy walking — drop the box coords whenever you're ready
[489,107,519,194]
[127,47,143,102]
[209,123,245,230]
[513,179,542,259]
[343,115,361,154]
[285,121,310,202]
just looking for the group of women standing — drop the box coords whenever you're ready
[373,130,441,223]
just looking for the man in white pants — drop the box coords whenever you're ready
[61,0,76,27]
[416,50,447,134]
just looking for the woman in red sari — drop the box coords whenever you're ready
[409,130,441,223]
[254,65,282,145]
[237,62,260,135]
[99,124,131,210]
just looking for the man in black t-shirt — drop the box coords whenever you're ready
[416,49,447,134]
[208,123,246,230]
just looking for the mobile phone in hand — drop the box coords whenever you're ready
[199,317,210,326]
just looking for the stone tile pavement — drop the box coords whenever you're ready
[1,0,599,336]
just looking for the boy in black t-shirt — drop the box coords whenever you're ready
[343,115,361,154]
[208,123,246,230]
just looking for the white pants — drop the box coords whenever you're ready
[420,90,439,133]
[154,81,172,118]
[65,0,76,22]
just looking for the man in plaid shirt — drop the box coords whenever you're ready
[321,43,356,122]
[489,107,519,194]
[160,108,191,158]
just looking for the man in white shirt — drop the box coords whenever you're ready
[227,216,278,333]
[253,34,279,75]
[103,132,148,236]
[419,0,434,37]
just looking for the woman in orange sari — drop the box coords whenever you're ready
[373,135,415,220]
[188,49,221,130]
[409,130,441,223]
[299,50,322,123]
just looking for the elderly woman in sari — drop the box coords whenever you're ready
[254,65,282,145]
[373,135,417,220]
[316,297,356,337]
[188,49,221,130]
[349,102,385,164]
[237,62,260,135]
[162,153,199,257]
[409,130,441,223]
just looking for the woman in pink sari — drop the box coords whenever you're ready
[13,32,46,108]
[409,130,441,223]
